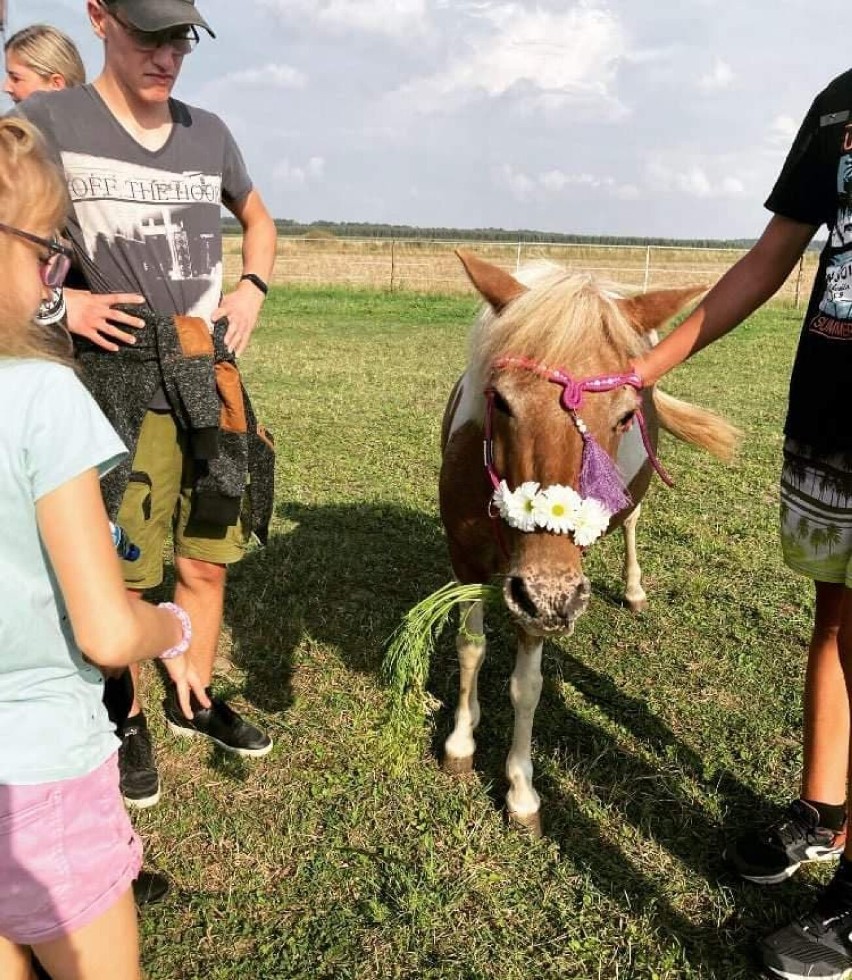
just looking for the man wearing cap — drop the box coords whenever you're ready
[17,0,278,808]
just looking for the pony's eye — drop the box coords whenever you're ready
[616,409,636,431]
[492,391,513,416]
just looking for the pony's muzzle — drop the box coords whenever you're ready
[504,573,591,633]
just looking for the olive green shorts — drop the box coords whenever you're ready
[115,410,249,590]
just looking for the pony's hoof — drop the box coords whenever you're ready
[508,810,542,837]
[626,597,648,614]
[443,754,474,776]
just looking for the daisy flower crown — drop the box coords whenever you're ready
[490,479,614,546]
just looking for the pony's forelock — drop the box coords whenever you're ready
[468,265,644,391]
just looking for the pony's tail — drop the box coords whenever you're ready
[653,389,741,463]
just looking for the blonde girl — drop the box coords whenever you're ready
[0,118,208,980]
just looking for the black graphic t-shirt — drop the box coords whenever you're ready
[19,85,252,326]
[766,68,852,450]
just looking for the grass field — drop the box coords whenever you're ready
[135,285,820,979]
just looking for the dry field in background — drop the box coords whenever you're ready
[223,234,820,302]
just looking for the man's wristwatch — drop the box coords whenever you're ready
[239,273,269,296]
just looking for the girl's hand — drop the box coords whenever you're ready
[162,658,211,720]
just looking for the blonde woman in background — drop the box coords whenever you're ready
[4,24,85,103]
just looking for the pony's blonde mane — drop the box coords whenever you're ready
[468,264,644,391]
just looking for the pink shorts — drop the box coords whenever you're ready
[0,753,142,946]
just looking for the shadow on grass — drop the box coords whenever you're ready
[225,499,811,977]
[425,587,814,978]
[223,500,448,714]
[533,657,818,977]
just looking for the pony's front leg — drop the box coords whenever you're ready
[444,600,485,775]
[621,503,647,613]
[505,629,543,835]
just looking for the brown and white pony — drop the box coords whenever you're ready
[439,251,738,833]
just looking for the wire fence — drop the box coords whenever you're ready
[223,236,820,306]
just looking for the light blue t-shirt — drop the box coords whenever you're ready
[0,359,127,785]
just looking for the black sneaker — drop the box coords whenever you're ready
[760,868,852,979]
[724,800,845,884]
[118,712,161,809]
[163,687,273,758]
[133,869,170,907]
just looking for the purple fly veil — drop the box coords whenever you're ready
[578,432,632,515]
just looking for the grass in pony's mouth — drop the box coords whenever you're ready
[381,581,502,719]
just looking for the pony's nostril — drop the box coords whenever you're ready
[509,576,538,618]
[557,581,590,620]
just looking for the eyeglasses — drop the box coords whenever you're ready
[0,223,73,288]
[106,8,200,54]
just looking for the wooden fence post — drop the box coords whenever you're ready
[643,245,651,293]
[390,239,396,292]
[794,254,805,309]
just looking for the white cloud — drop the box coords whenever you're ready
[397,3,628,114]
[612,183,641,201]
[768,114,798,145]
[647,158,749,199]
[721,175,746,196]
[698,58,735,92]
[273,156,326,184]
[495,164,536,201]
[223,64,308,90]
[255,0,429,39]
[539,170,601,192]
[496,164,639,202]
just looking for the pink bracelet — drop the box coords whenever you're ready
[157,602,192,660]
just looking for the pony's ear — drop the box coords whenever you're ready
[456,249,528,314]
[618,285,706,335]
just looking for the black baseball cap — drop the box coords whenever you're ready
[105,0,215,38]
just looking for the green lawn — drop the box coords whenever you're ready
[137,287,818,979]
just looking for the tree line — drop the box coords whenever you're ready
[221,216,824,251]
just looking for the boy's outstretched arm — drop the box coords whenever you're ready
[634,214,818,387]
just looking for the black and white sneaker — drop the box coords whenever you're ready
[163,686,273,758]
[760,867,852,979]
[724,800,845,884]
[118,713,161,809]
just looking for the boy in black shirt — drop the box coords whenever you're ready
[633,69,852,979]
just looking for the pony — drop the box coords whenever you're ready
[438,250,738,834]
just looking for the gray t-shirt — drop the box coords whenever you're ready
[19,85,252,325]
[0,360,127,784]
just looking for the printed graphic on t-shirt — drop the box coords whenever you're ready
[819,152,852,320]
[61,151,223,322]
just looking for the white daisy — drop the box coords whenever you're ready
[533,484,582,534]
[572,497,612,547]
[504,481,540,532]
[492,480,513,519]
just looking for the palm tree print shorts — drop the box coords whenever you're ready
[780,439,852,585]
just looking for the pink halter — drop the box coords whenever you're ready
[485,355,672,489]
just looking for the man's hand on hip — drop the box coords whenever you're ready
[214,280,265,357]
[65,288,146,352]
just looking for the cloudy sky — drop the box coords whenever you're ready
[12,1,851,239]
